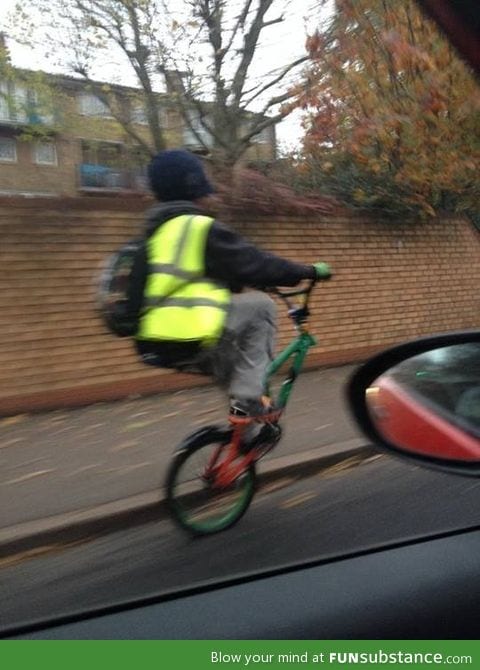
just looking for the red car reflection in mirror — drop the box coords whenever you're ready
[367,375,480,461]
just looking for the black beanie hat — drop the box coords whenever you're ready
[147,149,215,201]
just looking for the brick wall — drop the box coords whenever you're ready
[1,196,479,415]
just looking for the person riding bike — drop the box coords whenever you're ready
[135,149,331,423]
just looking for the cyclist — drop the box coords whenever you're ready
[135,149,331,422]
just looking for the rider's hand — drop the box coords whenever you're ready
[313,262,332,280]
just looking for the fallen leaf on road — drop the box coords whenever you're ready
[0,437,25,449]
[66,463,104,477]
[121,419,160,431]
[320,456,365,478]
[193,408,223,417]
[101,462,152,475]
[0,538,96,569]
[314,423,333,431]
[109,441,139,453]
[279,491,317,509]
[5,469,55,485]
[0,415,28,427]
[258,477,296,495]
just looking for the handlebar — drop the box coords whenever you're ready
[267,278,318,325]
[268,278,316,302]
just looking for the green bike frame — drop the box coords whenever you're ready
[265,329,317,409]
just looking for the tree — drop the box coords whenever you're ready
[295,0,480,218]
[8,0,310,167]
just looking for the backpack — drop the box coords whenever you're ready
[97,238,147,337]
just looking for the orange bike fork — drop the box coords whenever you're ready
[205,425,257,489]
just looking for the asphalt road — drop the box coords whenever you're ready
[2,454,480,633]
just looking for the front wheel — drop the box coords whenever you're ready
[165,427,256,536]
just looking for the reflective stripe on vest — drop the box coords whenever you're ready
[137,214,231,343]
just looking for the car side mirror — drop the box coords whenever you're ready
[347,332,480,476]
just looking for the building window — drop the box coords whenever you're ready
[78,139,148,191]
[166,109,178,128]
[159,107,168,128]
[81,139,123,166]
[78,93,112,117]
[0,80,27,122]
[251,127,271,144]
[11,84,29,122]
[79,139,126,188]
[34,140,57,165]
[0,80,41,123]
[183,110,213,148]
[0,81,9,121]
[0,80,53,126]
[131,104,167,128]
[0,137,17,162]
[131,104,148,125]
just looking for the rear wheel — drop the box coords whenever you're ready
[166,427,256,536]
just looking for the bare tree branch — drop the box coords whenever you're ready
[242,55,308,107]
[261,15,284,28]
[230,0,275,107]
[223,0,255,57]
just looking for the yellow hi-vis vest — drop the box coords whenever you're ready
[137,214,231,344]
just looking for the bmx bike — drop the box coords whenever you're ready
[165,278,323,535]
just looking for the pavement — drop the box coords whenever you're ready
[0,364,374,556]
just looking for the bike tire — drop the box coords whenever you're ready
[165,427,256,536]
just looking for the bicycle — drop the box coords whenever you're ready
[165,278,321,536]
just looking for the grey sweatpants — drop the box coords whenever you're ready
[205,291,276,400]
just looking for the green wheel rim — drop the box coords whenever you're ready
[169,442,255,534]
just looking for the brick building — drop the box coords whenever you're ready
[0,68,276,198]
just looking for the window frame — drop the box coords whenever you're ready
[251,126,272,145]
[78,92,114,119]
[33,139,58,166]
[0,136,17,163]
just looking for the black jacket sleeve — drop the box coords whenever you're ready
[205,221,316,291]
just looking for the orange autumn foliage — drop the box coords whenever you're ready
[296,0,480,219]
